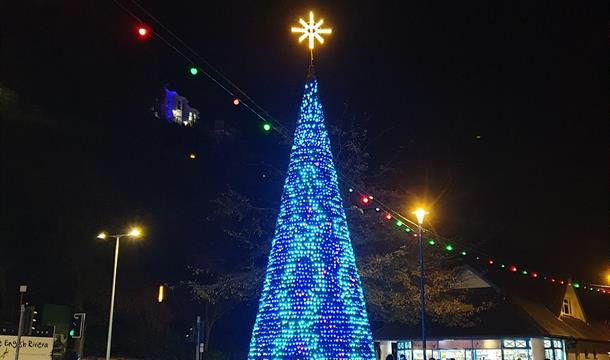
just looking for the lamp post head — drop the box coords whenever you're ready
[97,232,107,240]
[413,208,429,225]
[129,227,142,238]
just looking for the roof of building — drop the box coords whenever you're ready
[373,266,610,343]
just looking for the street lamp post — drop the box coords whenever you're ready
[15,285,27,360]
[413,209,429,360]
[97,227,141,360]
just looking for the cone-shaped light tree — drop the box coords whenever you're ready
[247,71,375,359]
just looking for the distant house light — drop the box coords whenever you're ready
[562,298,572,316]
[155,87,199,126]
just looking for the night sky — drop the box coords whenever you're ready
[0,0,607,353]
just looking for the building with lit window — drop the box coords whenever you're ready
[374,269,610,360]
[153,87,199,126]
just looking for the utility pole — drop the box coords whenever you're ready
[418,224,427,360]
[98,228,141,360]
[195,316,201,360]
[412,209,429,360]
[15,285,27,360]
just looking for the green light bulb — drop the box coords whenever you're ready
[573,283,580,288]
[405,228,411,233]
[190,67,198,75]
[427,239,435,246]
[445,244,453,251]
[460,251,467,256]
[69,329,75,337]
[395,221,403,227]
[522,270,528,275]
[263,123,272,131]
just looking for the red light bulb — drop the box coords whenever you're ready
[137,26,149,38]
[361,196,370,204]
[488,260,494,265]
[233,98,240,106]
[509,265,517,272]
[531,272,538,278]
[385,213,392,220]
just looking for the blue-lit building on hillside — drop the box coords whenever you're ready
[153,87,199,126]
[374,268,610,360]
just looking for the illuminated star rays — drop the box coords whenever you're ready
[291,11,332,61]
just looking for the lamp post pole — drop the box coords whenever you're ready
[15,285,27,360]
[417,223,426,360]
[97,228,141,360]
[413,209,429,360]
[105,235,121,360]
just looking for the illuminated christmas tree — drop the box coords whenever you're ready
[248,13,374,357]
[248,12,374,359]
[247,71,375,359]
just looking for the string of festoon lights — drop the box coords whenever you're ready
[112,0,609,298]
[341,180,610,297]
[111,0,292,138]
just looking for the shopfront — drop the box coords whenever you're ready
[390,337,566,360]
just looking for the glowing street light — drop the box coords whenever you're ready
[98,227,143,360]
[412,207,429,359]
[129,227,141,237]
[413,208,429,225]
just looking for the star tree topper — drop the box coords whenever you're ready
[291,11,332,62]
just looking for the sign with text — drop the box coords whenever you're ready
[0,336,53,360]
